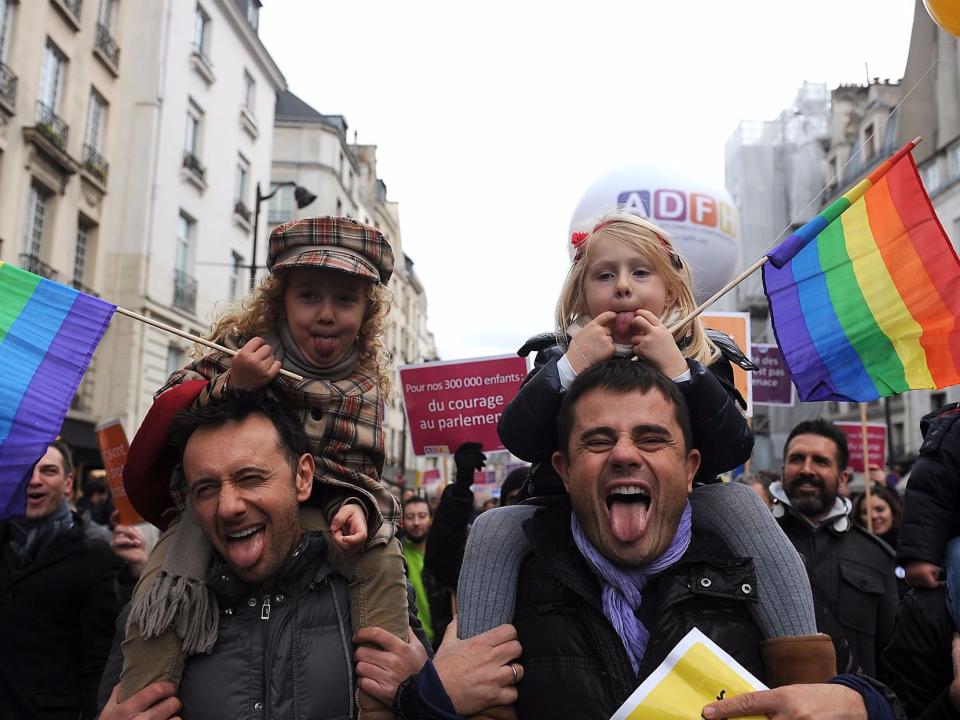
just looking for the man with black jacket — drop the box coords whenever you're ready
[385,360,900,720]
[0,439,123,719]
[770,419,898,677]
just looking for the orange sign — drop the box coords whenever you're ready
[95,419,143,526]
[702,311,752,417]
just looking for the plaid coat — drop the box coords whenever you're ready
[158,333,398,544]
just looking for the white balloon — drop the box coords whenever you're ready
[569,165,741,303]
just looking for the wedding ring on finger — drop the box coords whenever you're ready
[509,663,519,685]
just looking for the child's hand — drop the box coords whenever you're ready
[904,560,943,588]
[630,310,688,379]
[565,311,617,373]
[230,337,282,390]
[331,503,368,552]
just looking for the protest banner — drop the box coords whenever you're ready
[399,355,527,456]
[609,628,766,720]
[751,343,793,406]
[835,421,887,473]
[703,311,752,417]
[95,419,143,526]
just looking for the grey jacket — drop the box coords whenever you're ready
[100,532,355,720]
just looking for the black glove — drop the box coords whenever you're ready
[453,442,485,490]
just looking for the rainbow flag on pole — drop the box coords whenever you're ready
[0,261,115,518]
[763,140,960,402]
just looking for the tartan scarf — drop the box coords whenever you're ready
[570,501,692,674]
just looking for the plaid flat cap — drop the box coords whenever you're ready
[267,216,394,284]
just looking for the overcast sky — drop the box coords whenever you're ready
[260,1,917,361]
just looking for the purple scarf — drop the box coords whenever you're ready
[571,502,692,674]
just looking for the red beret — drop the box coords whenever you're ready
[123,380,206,530]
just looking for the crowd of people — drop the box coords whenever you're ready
[1,213,959,719]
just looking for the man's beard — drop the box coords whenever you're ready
[404,529,427,544]
[785,478,836,517]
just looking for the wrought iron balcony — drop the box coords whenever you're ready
[82,144,109,183]
[95,23,121,70]
[173,269,197,314]
[0,62,16,114]
[35,101,69,150]
[20,253,59,280]
[234,200,252,222]
[52,0,83,26]
[182,151,206,182]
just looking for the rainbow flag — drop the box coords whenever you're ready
[0,261,115,519]
[763,141,960,402]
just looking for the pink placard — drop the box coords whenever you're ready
[399,355,527,456]
[834,422,887,473]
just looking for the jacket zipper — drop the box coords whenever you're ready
[261,593,271,620]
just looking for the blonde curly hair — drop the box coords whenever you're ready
[205,271,393,393]
[556,210,719,366]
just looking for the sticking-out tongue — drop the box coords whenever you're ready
[608,500,649,544]
[614,312,635,344]
[312,336,338,358]
[226,528,265,569]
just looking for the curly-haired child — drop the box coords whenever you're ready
[119,217,405,719]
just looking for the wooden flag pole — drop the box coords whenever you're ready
[114,306,304,382]
[668,255,770,334]
[859,402,873,534]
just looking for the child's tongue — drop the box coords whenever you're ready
[312,336,338,358]
[609,500,649,544]
[613,312,634,344]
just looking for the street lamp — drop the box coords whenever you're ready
[250,181,317,289]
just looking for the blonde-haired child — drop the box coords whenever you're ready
[457,211,836,685]
[120,217,406,719]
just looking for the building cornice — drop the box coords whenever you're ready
[215,0,285,90]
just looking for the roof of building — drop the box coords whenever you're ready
[275,90,348,133]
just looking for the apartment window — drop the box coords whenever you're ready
[184,100,202,156]
[949,142,960,180]
[234,155,249,204]
[165,345,184,379]
[242,70,255,112]
[268,185,292,224]
[73,219,91,287]
[23,183,50,258]
[176,213,192,273]
[193,5,211,56]
[39,39,67,112]
[228,251,243,300]
[336,198,343,216]
[0,0,14,62]
[863,123,876,161]
[97,0,118,32]
[85,89,107,151]
[922,160,941,193]
[244,0,259,30]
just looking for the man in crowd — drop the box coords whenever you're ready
[0,439,123,719]
[378,360,897,719]
[770,419,898,677]
[404,494,453,647]
[102,387,520,719]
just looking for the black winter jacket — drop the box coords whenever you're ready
[498,343,753,494]
[883,587,959,720]
[512,500,764,720]
[99,532,355,720]
[0,514,123,720]
[772,497,898,678]
[898,403,960,568]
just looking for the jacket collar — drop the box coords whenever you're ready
[770,481,853,533]
[208,531,333,606]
